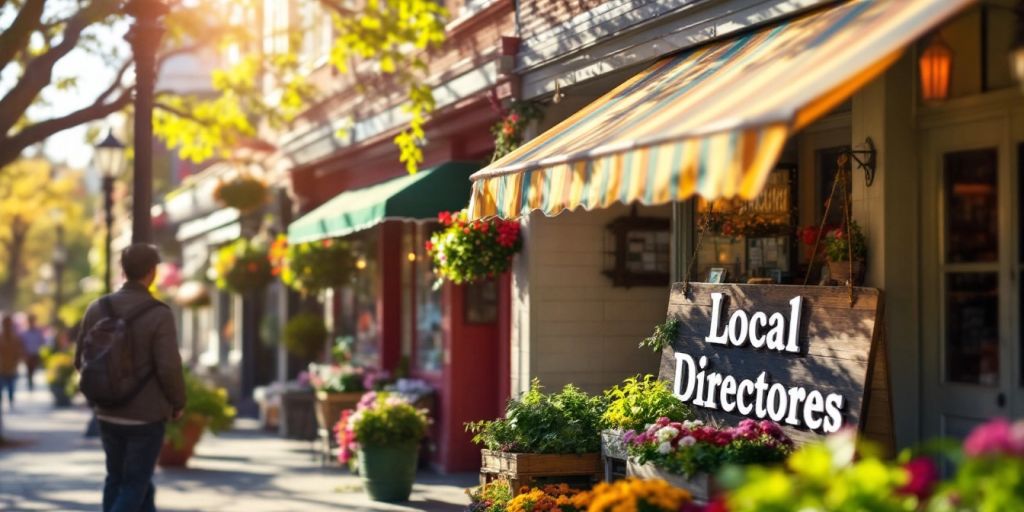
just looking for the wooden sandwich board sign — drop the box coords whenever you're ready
[657,282,894,449]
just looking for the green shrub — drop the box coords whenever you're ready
[601,374,691,431]
[166,371,236,449]
[466,379,603,454]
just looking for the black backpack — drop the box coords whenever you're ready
[78,297,164,409]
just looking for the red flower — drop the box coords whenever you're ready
[322,239,332,248]
[502,122,515,136]
[899,456,939,500]
[424,240,434,252]
[507,112,520,123]
[438,211,453,225]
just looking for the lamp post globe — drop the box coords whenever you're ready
[95,130,126,179]
[94,130,125,295]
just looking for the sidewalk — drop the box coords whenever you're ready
[0,379,475,511]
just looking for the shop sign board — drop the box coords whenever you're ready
[658,283,887,445]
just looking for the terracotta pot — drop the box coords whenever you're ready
[159,416,207,468]
[827,259,865,286]
[314,391,364,431]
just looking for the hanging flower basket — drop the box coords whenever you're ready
[213,174,268,212]
[280,238,354,294]
[491,101,543,161]
[426,209,522,285]
[214,239,273,295]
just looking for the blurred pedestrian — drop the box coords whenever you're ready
[75,244,185,512]
[0,314,26,409]
[20,313,46,391]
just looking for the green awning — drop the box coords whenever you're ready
[287,161,480,244]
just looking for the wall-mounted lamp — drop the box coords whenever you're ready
[552,80,565,104]
[1012,1,1024,92]
[919,33,953,101]
[839,138,878,187]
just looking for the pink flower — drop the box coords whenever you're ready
[898,456,939,500]
[964,418,1014,456]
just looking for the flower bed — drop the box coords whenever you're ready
[624,418,792,499]
[467,478,694,512]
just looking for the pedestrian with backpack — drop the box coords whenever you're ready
[75,244,186,512]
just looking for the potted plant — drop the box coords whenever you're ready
[213,238,273,295]
[41,348,76,407]
[159,371,236,467]
[466,380,604,493]
[426,209,522,285]
[308,363,367,433]
[601,375,692,461]
[283,313,328,362]
[335,392,430,501]
[823,220,867,285]
[624,418,793,502]
[213,173,268,212]
[465,480,514,512]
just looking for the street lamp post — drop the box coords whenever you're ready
[125,0,167,245]
[94,130,126,295]
[50,209,67,326]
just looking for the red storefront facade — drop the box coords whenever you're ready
[282,0,517,471]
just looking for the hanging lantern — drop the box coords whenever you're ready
[919,33,953,101]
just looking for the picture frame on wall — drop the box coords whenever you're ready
[707,267,727,284]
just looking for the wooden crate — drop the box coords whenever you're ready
[479,449,602,494]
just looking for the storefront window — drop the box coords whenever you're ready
[414,224,444,373]
[944,150,999,263]
[946,273,999,385]
[942,148,1000,386]
[694,166,796,283]
[338,231,380,367]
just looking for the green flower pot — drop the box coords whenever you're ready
[357,442,419,502]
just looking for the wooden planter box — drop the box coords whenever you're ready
[314,390,363,431]
[279,389,317,440]
[626,460,714,503]
[480,449,602,494]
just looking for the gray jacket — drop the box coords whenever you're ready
[75,281,186,423]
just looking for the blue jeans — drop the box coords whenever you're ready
[0,374,15,404]
[99,420,165,512]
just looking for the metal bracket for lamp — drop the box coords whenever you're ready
[840,137,878,187]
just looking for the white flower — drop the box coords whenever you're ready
[657,442,673,455]
[683,419,704,429]
[656,426,679,443]
[680,436,696,447]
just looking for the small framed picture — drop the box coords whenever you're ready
[707,267,727,284]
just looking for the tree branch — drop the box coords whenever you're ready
[0,0,46,74]
[0,89,131,169]
[0,0,117,136]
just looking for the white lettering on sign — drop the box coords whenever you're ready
[705,293,802,353]
[675,293,847,434]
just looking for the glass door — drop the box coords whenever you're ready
[922,117,1015,440]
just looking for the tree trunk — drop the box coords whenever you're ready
[0,216,29,311]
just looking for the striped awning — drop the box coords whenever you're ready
[468,0,973,220]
